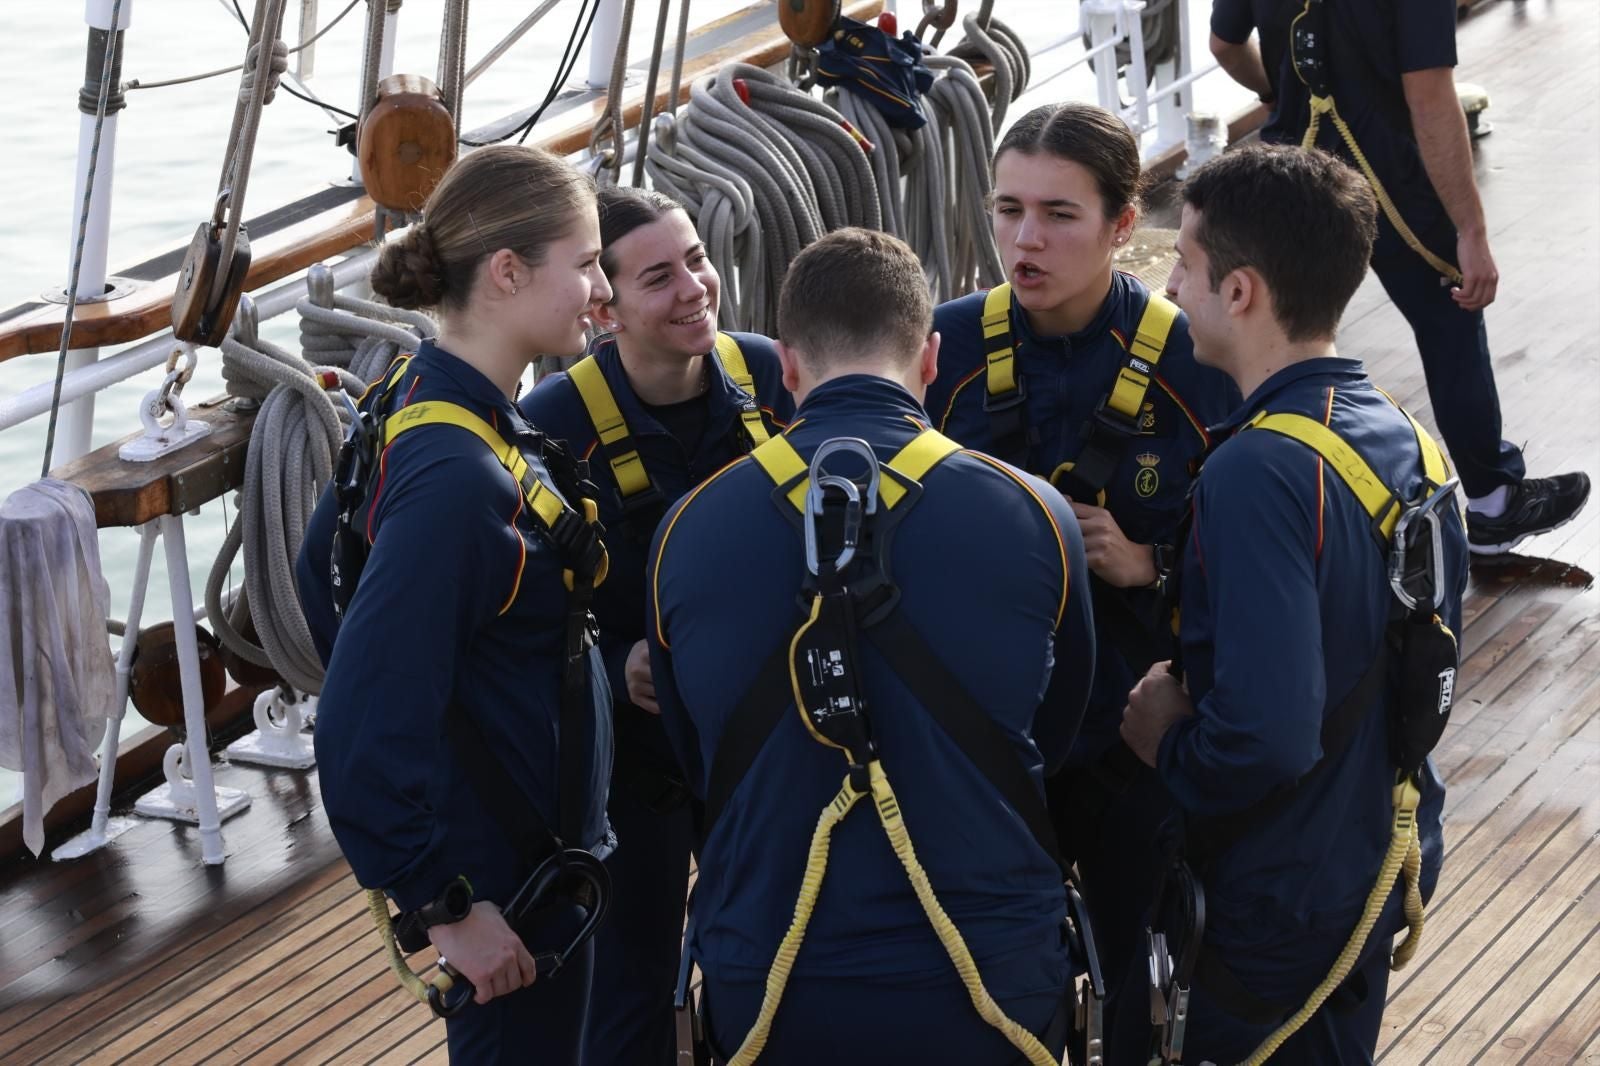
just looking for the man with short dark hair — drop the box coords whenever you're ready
[1118,145,1467,1063]
[647,228,1097,1062]
[1210,0,1588,555]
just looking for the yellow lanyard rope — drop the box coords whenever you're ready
[1238,777,1428,1065]
[729,761,1058,1066]
[1303,96,1464,285]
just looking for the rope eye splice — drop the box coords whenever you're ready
[729,435,1058,1066]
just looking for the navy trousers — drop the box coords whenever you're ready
[703,940,1073,1065]
[1369,206,1525,498]
[581,766,698,1066]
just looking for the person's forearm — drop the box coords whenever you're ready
[1405,69,1487,237]
[1211,34,1274,98]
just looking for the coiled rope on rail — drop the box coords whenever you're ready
[948,11,1029,133]
[645,64,878,332]
[206,288,434,694]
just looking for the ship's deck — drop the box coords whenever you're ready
[2,0,1597,1061]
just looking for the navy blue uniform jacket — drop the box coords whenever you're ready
[1163,359,1463,985]
[297,341,613,912]
[519,334,793,778]
[1212,0,1460,229]
[646,375,1097,985]
[925,273,1237,762]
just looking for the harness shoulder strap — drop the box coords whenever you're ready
[569,355,653,500]
[382,400,576,536]
[1052,290,1179,503]
[376,398,606,853]
[982,284,1018,398]
[708,429,1065,875]
[749,429,962,513]
[713,332,773,448]
[1110,291,1178,421]
[1246,410,1404,541]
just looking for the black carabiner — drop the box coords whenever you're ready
[425,848,613,1019]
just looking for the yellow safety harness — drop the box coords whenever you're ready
[332,355,611,1017]
[729,428,1058,1066]
[378,399,610,592]
[569,333,772,534]
[1291,0,1464,284]
[981,282,1179,502]
[1224,404,1451,1065]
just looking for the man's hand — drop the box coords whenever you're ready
[1452,228,1499,311]
[1069,500,1159,588]
[625,639,660,713]
[1121,661,1194,767]
[428,901,538,1005]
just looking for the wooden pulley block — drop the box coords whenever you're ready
[780,0,842,49]
[170,221,252,346]
[359,74,458,214]
[129,621,229,733]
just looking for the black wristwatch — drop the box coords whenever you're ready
[415,875,474,929]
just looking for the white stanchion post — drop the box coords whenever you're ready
[133,516,250,864]
[587,0,625,90]
[1122,0,1151,134]
[54,0,136,467]
[50,522,156,861]
[1081,0,1124,124]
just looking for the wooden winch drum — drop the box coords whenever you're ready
[128,621,229,733]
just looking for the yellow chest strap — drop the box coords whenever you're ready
[1242,404,1449,542]
[714,332,773,449]
[570,334,771,504]
[749,427,962,513]
[380,399,607,589]
[981,285,1180,459]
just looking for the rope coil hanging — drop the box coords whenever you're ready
[206,277,435,695]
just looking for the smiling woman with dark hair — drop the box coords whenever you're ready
[519,184,793,1066]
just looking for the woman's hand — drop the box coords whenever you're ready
[1068,500,1159,588]
[428,901,539,1005]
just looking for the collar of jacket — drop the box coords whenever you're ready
[1008,269,1139,351]
[792,373,930,429]
[410,339,540,443]
[1210,356,1370,437]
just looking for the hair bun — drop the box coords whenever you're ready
[370,223,447,309]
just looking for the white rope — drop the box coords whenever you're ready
[207,294,433,694]
[646,64,884,332]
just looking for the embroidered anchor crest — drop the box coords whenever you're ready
[1134,451,1161,498]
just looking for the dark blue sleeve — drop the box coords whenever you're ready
[1034,478,1097,774]
[1158,436,1326,816]
[1396,0,1457,72]
[645,496,706,795]
[1210,0,1258,45]
[313,444,512,910]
